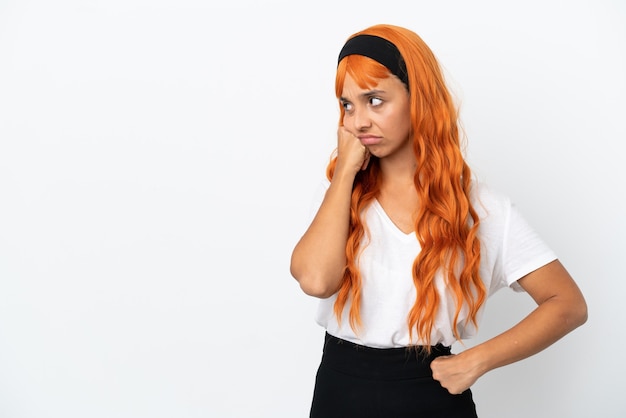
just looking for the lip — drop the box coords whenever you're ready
[358,135,382,146]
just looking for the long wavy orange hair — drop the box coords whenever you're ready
[327,24,486,347]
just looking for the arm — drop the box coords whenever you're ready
[431,259,588,394]
[290,127,370,298]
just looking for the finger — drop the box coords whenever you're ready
[430,355,448,368]
[361,150,370,170]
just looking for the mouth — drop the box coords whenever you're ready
[358,135,382,146]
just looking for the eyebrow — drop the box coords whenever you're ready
[340,89,386,102]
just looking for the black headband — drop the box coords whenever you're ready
[337,34,408,86]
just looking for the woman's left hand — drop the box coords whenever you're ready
[431,260,587,395]
[430,353,480,395]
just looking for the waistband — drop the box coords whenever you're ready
[320,332,452,380]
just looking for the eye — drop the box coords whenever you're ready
[369,97,383,107]
[341,101,353,112]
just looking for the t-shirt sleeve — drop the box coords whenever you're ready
[502,203,558,292]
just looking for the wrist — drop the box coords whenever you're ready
[460,345,491,379]
[330,167,357,188]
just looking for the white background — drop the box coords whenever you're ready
[0,0,624,417]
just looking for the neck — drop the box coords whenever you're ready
[379,153,417,187]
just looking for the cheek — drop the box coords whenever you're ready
[395,108,411,137]
[342,115,357,132]
[387,112,410,137]
[401,116,412,137]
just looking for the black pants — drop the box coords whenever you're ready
[310,333,478,418]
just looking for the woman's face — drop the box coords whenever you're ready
[340,73,411,160]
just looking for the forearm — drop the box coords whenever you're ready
[431,260,587,394]
[290,172,355,298]
[463,294,588,378]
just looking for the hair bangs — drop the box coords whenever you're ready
[335,54,393,98]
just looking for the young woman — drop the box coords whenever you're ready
[290,24,587,417]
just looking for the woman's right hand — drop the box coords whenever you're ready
[290,126,368,298]
[335,126,370,177]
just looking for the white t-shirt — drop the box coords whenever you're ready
[312,180,557,348]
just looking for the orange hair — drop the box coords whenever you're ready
[327,24,486,347]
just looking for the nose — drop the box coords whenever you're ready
[352,106,372,132]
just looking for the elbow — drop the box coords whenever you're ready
[574,298,589,328]
[299,280,339,299]
[565,294,588,330]
[290,265,340,299]
[290,251,342,298]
